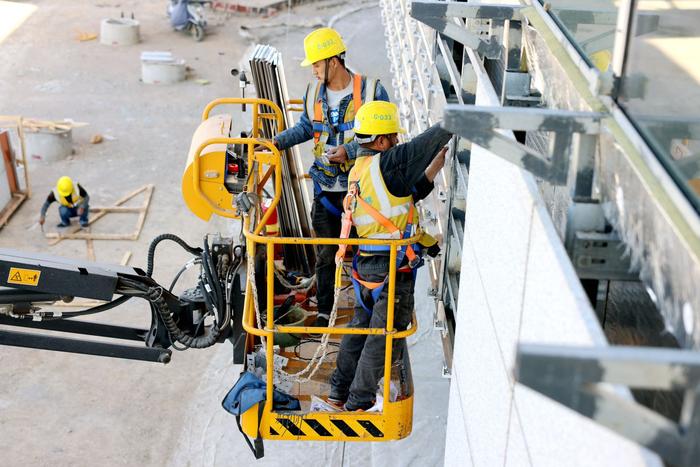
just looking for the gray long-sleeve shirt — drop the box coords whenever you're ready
[40,184,89,217]
[354,123,453,275]
[355,123,453,201]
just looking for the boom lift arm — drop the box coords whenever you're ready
[0,234,246,364]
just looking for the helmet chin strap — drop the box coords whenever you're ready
[323,58,329,89]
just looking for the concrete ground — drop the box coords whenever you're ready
[0,1,449,465]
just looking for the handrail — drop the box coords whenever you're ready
[239,124,420,411]
[242,212,420,409]
[190,137,282,220]
[201,97,284,131]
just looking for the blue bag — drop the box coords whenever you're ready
[222,372,300,459]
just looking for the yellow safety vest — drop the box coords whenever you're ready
[305,74,377,173]
[348,155,418,242]
[53,185,83,208]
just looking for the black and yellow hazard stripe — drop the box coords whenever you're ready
[268,416,386,441]
[241,395,414,442]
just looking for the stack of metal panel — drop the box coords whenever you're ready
[248,44,314,274]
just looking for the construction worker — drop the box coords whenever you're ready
[273,27,390,327]
[328,101,451,411]
[39,176,90,228]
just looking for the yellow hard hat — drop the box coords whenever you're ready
[354,101,406,140]
[56,176,74,197]
[300,27,347,67]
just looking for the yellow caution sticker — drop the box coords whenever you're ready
[7,267,41,287]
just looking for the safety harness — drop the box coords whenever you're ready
[305,74,377,218]
[336,182,423,315]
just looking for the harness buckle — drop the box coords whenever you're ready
[408,255,422,269]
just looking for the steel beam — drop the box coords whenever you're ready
[516,344,700,467]
[411,1,524,59]
[443,105,601,184]
[0,329,171,363]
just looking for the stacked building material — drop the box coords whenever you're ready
[248,44,314,274]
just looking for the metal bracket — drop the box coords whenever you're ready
[516,344,700,467]
[410,1,523,59]
[443,105,602,185]
[565,200,639,281]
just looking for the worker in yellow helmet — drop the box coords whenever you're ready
[39,176,90,228]
[273,27,390,327]
[328,101,452,411]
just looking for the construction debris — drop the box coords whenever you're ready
[23,119,88,132]
[76,32,98,41]
[90,134,103,144]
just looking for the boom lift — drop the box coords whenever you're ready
[0,98,419,456]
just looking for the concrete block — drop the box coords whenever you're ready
[24,128,72,166]
[519,201,604,346]
[100,18,140,46]
[444,376,474,467]
[514,385,662,467]
[450,230,513,467]
[504,405,531,467]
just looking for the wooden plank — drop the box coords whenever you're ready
[120,251,132,266]
[0,131,18,192]
[46,232,140,240]
[86,239,95,261]
[89,206,144,213]
[131,184,154,240]
[0,193,27,228]
[46,184,152,245]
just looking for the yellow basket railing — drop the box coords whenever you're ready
[239,142,419,415]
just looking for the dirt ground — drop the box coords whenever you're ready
[0,1,449,465]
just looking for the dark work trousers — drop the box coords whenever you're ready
[330,267,415,408]
[59,205,89,226]
[311,191,345,319]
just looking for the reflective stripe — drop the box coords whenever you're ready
[53,185,83,208]
[305,74,377,168]
[368,157,392,212]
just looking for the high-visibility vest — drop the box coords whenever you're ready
[348,155,418,246]
[304,74,377,174]
[53,184,83,208]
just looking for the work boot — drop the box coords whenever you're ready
[325,396,345,411]
[344,399,375,412]
[308,313,329,337]
[313,313,329,328]
[80,221,89,229]
[56,222,70,228]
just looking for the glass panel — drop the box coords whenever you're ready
[619,1,700,211]
[539,0,619,71]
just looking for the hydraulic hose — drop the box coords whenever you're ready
[146,233,202,277]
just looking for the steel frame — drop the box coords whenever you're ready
[410,1,523,59]
[410,0,700,463]
[517,344,700,467]
[443,105,601,185]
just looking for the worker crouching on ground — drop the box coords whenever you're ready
[272,27,390,327]
[39,176,90,228]
[328,101,451,411]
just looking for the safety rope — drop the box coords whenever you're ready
[244,212,342,385]
[272,267,316,293]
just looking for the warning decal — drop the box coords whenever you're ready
[7,267,41,287]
